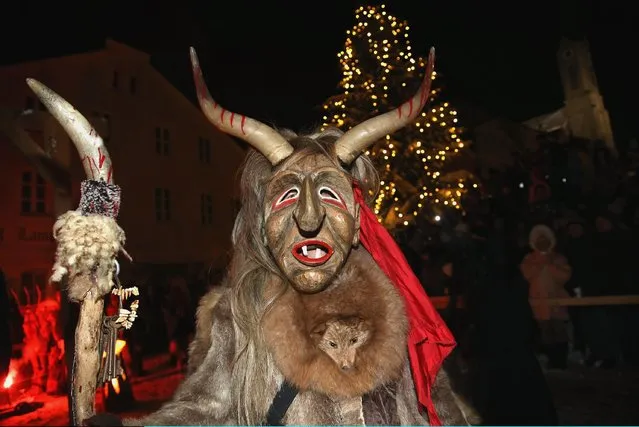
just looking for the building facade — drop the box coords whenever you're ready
[0,39,245,294]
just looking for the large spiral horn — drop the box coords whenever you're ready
[25,79,114,184]
[335,48,436,164]
[189,48,294,166]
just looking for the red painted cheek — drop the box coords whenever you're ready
[321,198,347,210]
[272,197,298,211]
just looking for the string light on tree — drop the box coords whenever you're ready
[322,4,474,228]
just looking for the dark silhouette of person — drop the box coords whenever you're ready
[464,216,559,425]
[0,269,11,383]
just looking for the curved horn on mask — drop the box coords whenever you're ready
[189,47,294,166]
[25,79,114,184]
[335,48,436,164]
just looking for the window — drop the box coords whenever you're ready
[201,194,213,225]
[25,96,35,110]
[155,127,170,155]
[155,188,171,221]
[130,77,137,95]
[21,171,46,214]
[112,71,119,89]
[198,137,211,163]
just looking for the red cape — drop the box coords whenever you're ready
[353,183,456,426]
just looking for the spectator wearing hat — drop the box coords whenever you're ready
[521,225,572,369]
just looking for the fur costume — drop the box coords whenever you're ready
[28,45,472,426]
[123,136,468,426]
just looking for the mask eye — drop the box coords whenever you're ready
[273,187,299,210]
[318,186,345,209]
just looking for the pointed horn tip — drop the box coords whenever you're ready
[189,47,200,67]
[25,78,44,92]
[428,48,435,66]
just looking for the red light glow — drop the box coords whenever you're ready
[3,370,15,389]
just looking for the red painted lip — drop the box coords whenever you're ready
[292,239,334,266]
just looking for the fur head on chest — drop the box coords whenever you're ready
[262,249,408,398]
[311,316,373,371]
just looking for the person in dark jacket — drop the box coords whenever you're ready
[465,217,559,425]
[562,219,593,360]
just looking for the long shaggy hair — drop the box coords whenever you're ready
[228,127,379,425]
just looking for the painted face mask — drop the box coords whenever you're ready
[263,152,359,292]
[189,47,435,293]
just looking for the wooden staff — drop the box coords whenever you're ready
[26,79,129,425]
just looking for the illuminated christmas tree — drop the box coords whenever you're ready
[322,4,475,229]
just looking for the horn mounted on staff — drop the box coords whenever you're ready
[26,79,130,425]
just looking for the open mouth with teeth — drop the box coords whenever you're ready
[292,240,334,266]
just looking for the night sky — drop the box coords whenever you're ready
[3,1,637,142]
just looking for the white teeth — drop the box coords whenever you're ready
[298,244,328,260]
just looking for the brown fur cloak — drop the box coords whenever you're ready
[126,248,470,426]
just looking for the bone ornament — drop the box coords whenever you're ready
[112,285,140,330]
[97,264,140,385]
[110,259,140,329]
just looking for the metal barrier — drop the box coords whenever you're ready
[429,295,639,309]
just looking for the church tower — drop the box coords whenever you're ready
[556,37,616,155]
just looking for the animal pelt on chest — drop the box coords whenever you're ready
[261,248,409,398]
